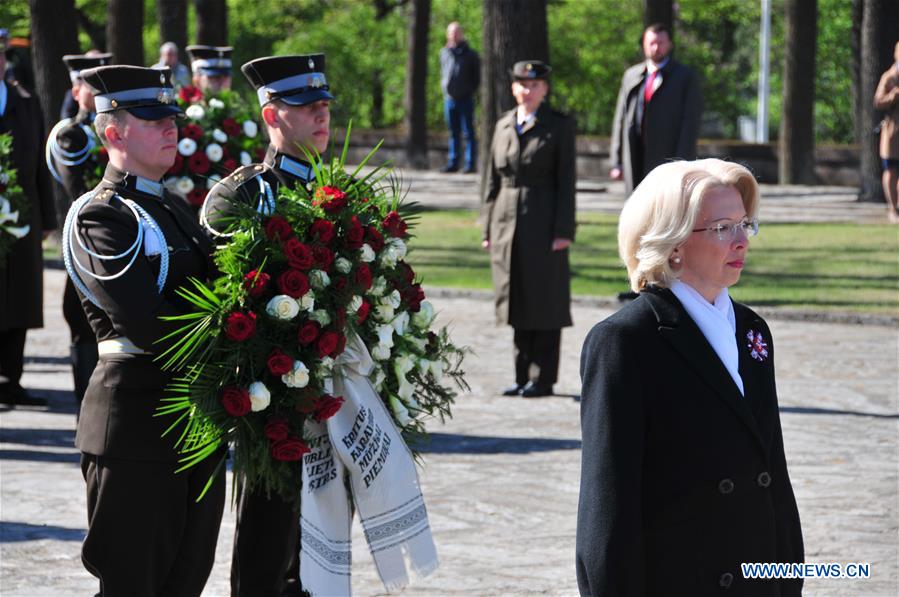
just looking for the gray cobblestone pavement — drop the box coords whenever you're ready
[1,269,897,596]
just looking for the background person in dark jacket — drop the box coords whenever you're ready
[440,22,480,173]
[576,159,803,596]
[481,61,576,398]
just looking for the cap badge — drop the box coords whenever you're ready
[312,75,323,88]
[158,88,175,104]
[308,57,315,69]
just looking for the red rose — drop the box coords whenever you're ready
[255,147,266,161]
[222,158,238,173]
[222,118,241,137]
[188,152,210,175]
[309,219,335,244]
[186,188,207,206]
[283,237,313,270]
[264,417,290,441]
[317,331,339,358]
[244,269,271,298]
[297,321,320,346]
[382,211,408,238]
[334,308,347,329]
[264,216,293,241]
[179,86,203,103]
[314,395,345,422]
[353,263,373,291]
[345,216,364,249]
[267,349,294,376]
[277,269,310,299]
[220,385,251,417]
[402,284,426,312]
[181,123,204,140]
[332,276,348,294]
[356,300,371,323]
[313,186,348,213]
[311,245,334,271]
[398,261,415,286]
[167,154,184,175]
[334,333,347,357]
[271,437,311,461]
[225,311,256,341]
[366,226,385,251]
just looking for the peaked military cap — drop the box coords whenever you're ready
[241,54,334,107]
[186,45,233,77]
[63,53,113,82]
[510,60,552,81]
[80,65,183,120]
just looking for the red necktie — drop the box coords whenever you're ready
[644,70,658,104]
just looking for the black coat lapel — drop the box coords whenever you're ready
[644,288,766,453]
[736,306,777,452]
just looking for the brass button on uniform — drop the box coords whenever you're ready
[719,572,733,588]
[757,471,772,488]
[718,478,734,495]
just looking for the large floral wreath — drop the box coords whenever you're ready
[0,133,31,263]
[157,140,467,499]
[163,87,266,207]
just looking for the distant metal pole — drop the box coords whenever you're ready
[757,0,771,143]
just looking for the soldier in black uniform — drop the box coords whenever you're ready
[202,54,333,597]
[46,52,111,416]
[63,65,224,596]
[186,44,233,94]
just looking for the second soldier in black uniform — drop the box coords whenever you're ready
[203,54,333,597]
[64,65,224,596]
[46,52,111,416]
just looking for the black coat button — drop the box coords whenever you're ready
[718,478,735,494]
[719,572,734,588]
[757,471,772,488]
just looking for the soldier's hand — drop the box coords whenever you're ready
[551,238,571,251]
[610,167,623,181]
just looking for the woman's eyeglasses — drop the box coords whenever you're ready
[692,218,759,242]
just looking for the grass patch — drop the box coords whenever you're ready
[407,210,899,316]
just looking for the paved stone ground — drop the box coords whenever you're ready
[1,269,897,596]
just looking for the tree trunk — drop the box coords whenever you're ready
[643,0,673,30]
[479,0,549,178]
[858,0,892,202]
[779,0,817,185]
[107,0,144,66]
[851,0,862,143]
[372,70,384,129]
[28,0,80,226]
[157,0,188,65]
[194,0,228,46]
[404,0,431,169]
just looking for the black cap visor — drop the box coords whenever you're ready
[126,103,185,120]
[278,88,334,107]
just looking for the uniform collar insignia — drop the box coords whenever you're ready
[277,154,312,182]
[133,175,164,197]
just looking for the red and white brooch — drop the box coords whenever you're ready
[746,330,769,362]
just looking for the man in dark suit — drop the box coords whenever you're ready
[46,52,112,416]
[0,36,57,407]
[64,64,224,595]
[609,23,702,195]
[203,54,334,597]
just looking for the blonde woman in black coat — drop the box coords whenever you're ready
[576,159,803,596]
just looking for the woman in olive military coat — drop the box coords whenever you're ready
[481,60,576,398]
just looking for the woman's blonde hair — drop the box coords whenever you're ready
[617,159,759,292]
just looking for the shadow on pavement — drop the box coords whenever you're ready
[0,449,80,464]
[412,432,581,454]
[780,406,899,419]
[0,521,85,542]
[0,427,75,448]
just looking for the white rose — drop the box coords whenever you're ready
[177,137,197,156]
[411,301,435,329]
[368,276,387,297]
[174,176,194,195]
[240,151,252,166]
[266,295,300,320]
[374,304,394,322]
[309,309,331,327]
[315,356,334,378]
[370,366,387,391]
[359,243,376,263]
[212,128,228,143]
[208,98,225,109]
[296,291,315,312]
[348,295,363,313]
[282,360,310,389]
[387,238,407,260]
[375,323,395,347]
[205,143,223,162]
[430,359,446,382]
[392,311,409,336]
[243,120,258,138]
[379,246,398,269]
[394,354,417,401]
[386,289,402,309]
[248,381,271,412]
[310,270,330,290]
[406,335,428,354]
[372,343,392,361]
[185,104,205,120]
[389,395,413,427]
[206,174,221,189]
[334,257,352,274]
